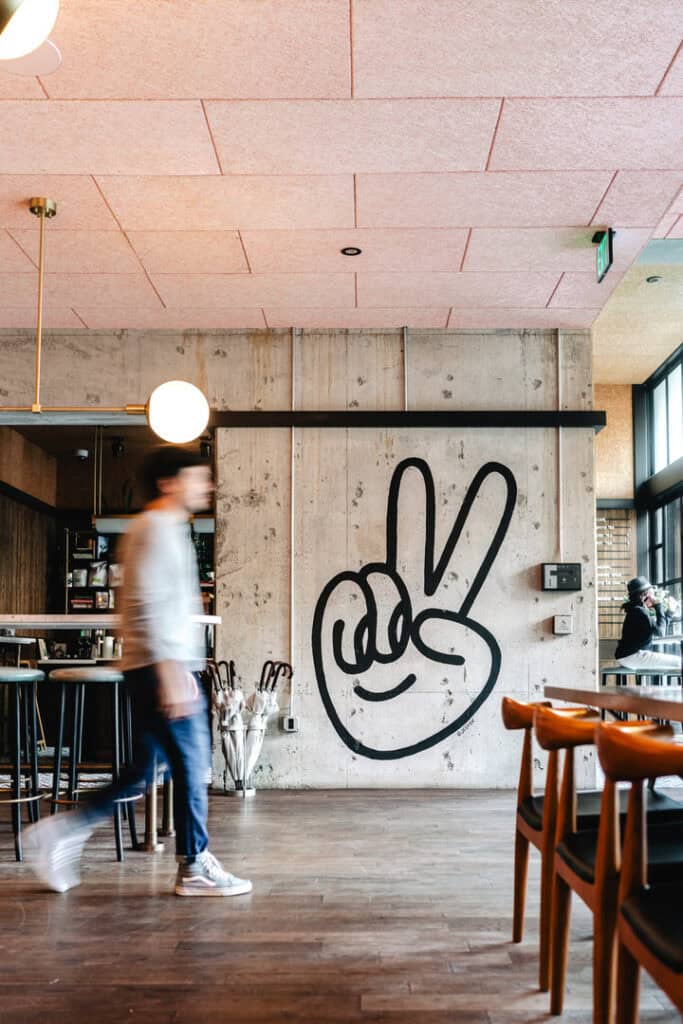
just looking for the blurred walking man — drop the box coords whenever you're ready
[26,446,252,898]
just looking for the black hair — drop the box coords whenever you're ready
[621,591,647,613]
[142,446,208,501]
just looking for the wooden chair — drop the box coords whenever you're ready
[534,707,681,1023]
[596,723,683,1022]
[502,698,600,991]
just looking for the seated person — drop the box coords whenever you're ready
[615,576,681,677]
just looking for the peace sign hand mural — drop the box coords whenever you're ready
[312,458,517,760]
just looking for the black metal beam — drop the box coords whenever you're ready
[636,455,683,508]
[209,409,606,430]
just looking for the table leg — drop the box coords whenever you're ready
[141,754,164,853]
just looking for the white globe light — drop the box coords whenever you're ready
[147,381,209,444]
[0,0,60,61]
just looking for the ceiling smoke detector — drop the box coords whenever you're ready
[646,275,663,284]
[341,246,362,256]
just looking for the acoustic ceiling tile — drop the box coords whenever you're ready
[47,0,349,99]
[593,171,683,227]
[241,229,469,274]
[353,1,683,98]
[548,271,626,308]
[96,175,354,231]
[0,175,119,230]
[264,308,449,328]
[11,229,141,273]
[0,272,163,308]
[0,230,36,272]
[126,231,248,275]
[490,99,683,171]
[75,307,266,329]
[205,100,500,174]
[152,273,356,309]
[0,101,219,175]
[464,227,652,273]
[450,308,601,329]
[0,73,47,98]
[358,272,559,308]
[356,171,613,228]
[0,308,84,328]
[666,215,683,238]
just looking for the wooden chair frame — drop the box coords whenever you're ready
[596,723,683,1023]
[534,707,670,1024]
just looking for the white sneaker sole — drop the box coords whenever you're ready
[175,880,253,897]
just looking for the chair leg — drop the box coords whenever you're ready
[615,940,639,1024]
[539,840,554,992]
[593,894,618,1024]
[52,685,66,814]
[550,874,572,1015]
[13,683,22,862]
[512,828,529,943]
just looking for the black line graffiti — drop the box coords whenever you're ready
[312,458,517,760]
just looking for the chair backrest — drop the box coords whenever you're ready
[534,705,601,841]
[596,723,678,898]
[501,698,552,807]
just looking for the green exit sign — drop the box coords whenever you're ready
[592,228,615,283]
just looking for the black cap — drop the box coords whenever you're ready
[627,576,653,598]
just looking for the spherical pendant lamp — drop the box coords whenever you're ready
[0,0,60,60]
[147,381,210,444]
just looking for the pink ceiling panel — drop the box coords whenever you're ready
[358,272,558,308]
[241,229,468,273]
[48,0,349,99]
[464,227,651,273]
[658,44,683,95]
[0,308,85,328]
[97,175,354,231]
[490,99,683,170]
[75,307,266,329]
[593,171,683,226]
[670,189,683,213]
[0,273,162,308]
[652,212,680,237]
[265,308,449,328]
[548,272,626,309]
[0,175,119,230]
[666,215,683,238]
[152,273,356,309]
[353,1,682,98]
[0,102,218,175]
[0,74,46,98]
[357,171,612,228]
[11,229,141,274]
[205,100,500,174]
[0,230,35,272]
[126,232,248,275]
[450,308,600,329]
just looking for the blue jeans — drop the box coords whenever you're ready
[80,666,210,861]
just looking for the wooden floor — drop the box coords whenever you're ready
[0,790,678,1023]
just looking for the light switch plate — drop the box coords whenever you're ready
[553,614,573,635]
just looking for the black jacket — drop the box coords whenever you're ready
[615,602,668,660]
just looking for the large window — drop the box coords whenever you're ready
[635,344,683,613]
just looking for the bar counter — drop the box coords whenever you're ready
[0,614,220,630]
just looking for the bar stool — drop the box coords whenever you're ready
[49,667,141,861]
[0,667,43,861]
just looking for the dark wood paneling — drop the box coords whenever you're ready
[0,492,56,613]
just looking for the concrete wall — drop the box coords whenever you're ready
[594,384,634,500]
[0,327,598,788]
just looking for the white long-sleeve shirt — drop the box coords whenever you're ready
[120,509,204,670]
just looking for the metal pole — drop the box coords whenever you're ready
[32,209,45,413]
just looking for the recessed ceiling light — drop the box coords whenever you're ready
[341,246,362,256]
[646,275,663,283]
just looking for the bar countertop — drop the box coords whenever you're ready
[0,614,221,630]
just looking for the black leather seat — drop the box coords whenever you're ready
[519,788,683,834]
[621,885,683,973]
[558,824,683,886]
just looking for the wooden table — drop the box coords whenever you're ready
[545,684,683,723]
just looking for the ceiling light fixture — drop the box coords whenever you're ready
[341,246,362,256]
[0,0,59,59]
[0,198,211,444]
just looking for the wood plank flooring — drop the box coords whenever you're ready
[0,791,678,1023]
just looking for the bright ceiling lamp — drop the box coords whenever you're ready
[147,381,210,444]
[0,0,59,60]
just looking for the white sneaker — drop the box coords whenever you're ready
[23,814,93,893]
[175,850,252,897]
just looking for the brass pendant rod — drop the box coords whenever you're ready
[32,206,45,412]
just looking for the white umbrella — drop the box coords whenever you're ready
[243,688,279,790]
[214,687,246,793]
